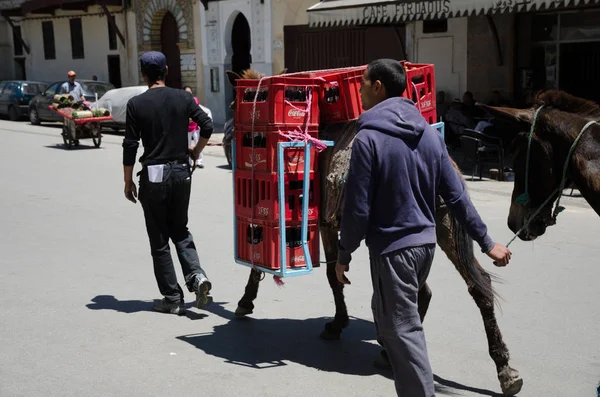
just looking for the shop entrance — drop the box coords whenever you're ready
[530,10,600,103]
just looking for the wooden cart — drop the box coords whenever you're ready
[48,106,113,149]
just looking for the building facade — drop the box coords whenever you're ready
[133,0,203,94]
[304,0,600,106]
[198,0,273,126]
[0,0,138,87]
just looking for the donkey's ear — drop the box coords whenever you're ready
[476,103,534,125]
[226,70,242,87]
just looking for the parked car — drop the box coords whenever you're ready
[94,85,213,132]
[28,79,115,125]
[0,80,48,121]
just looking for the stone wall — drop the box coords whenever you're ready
[134,0,197,90]
[0,0,25,10]
[466,14,515,104]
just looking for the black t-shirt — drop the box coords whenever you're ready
[122,86,213,166]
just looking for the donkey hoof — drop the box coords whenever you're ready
[320,322,342,340]
[319,328,341,340]
[234,305,253,317]
[498,366,523,396]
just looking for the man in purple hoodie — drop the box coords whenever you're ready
[335,59,512,397]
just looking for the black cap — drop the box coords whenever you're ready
[140,51,167,73]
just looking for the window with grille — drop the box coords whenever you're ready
[12,25,23,56]
[70,18,85,59]
[107,17,117,50]
[42,21,55,60]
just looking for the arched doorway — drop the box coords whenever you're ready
[225,12,251,118]
[231,13,251,76]
[161,11,182,88]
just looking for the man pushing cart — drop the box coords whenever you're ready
[48,71,113,148]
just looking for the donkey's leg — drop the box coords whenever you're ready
[235,268,264,317]
[319,225,350,340]
[436,209,522,396]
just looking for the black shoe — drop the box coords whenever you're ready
[196,163,204,169]
[152,298,186,315]
[194,276,213,309]
[373,349,392,369]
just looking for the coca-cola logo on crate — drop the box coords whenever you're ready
[288,108,306,118]
[245,153,266,168]
[291,255,305,264]
[249,110,261,120]
[286,151,304,168]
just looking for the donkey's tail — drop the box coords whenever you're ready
[450,213,501,306]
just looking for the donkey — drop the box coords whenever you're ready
[478,89,600,240]
[225,68,522,396]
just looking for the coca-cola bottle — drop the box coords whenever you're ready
[259,88,268,102]
[325,86,340,104]
[285,227,302,248]
[247,224,263,244]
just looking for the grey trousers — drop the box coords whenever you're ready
[370,244,436,397]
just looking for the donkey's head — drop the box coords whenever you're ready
[477,90,598,240]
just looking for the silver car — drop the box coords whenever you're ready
[95,85,213,132]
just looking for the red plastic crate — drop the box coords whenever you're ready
[234,170,319,223]
[234,124,319,174]
[236,217,320,270]
[235,76,321,127]
[421,108,438,124]
[301,66,367,124]
[401,61,436,114]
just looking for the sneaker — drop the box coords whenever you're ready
[194,276,213,309]
[153,298,186,315]
[196,163,204,169]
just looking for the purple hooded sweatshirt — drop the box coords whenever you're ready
[337,96,495,265]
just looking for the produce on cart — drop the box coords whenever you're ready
[48,94,113,149]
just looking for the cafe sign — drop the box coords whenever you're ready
[307,0,561,27]
[362,0,451,22]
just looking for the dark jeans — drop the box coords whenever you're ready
[370,244,436,397]
[138,162,208,303]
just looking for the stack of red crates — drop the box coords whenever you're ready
[400,61,437,123]
[233,60,436,271]
[233,76,322,271]
[300,61,436,124]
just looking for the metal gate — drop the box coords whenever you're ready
[284,25,407,72]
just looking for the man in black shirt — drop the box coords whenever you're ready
[122,51,213,315]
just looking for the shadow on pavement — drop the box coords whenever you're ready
[86,294,208,320]
[175,302,502,395]
[44,144,102,151]
[177,301,390,377]
[86,297,502,395]
[434,375,503,396]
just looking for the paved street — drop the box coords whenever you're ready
[0,119,598,397]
